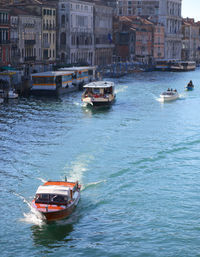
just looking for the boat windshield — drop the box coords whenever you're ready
[35,194,68,205]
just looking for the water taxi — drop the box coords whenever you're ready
[32,180,81,222]
[82,81,115,107]
[160,89,179,102]
[31,71,77,96]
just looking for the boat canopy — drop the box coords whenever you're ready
[36,185,70,196]
[31,71,74,77]
[83,81,114,88]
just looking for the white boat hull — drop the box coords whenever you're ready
[160,93,179,101]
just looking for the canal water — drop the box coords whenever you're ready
[1,70,200,257]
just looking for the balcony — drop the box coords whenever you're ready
[24,40,36,45]
[43,42,50,48]
[24,56,36,62]
[0,20,9,25]
[0,40,10,44]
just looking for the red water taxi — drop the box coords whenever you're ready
[32,180,81,221]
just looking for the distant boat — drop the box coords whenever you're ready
[170,61,196,72]
[160,89,179,101]
[185,84,194,91]
[32,180,81,222]
[8,89,18,99]
[0,97,3,104]
[82,81,115,107]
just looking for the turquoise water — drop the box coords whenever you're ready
[1,70,200,257]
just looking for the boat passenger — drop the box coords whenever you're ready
[187,80,194,87]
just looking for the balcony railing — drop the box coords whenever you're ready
[43,42,50,48]
[0,40,10,44]
[24,39,36,45]
[0,20,9,25]
[24,56,36,62]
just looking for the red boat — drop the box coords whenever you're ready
[32,180,81,221]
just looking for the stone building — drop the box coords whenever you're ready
[114,0,182,60]
[10,0,57,64]
[93,1,114,66]
[0,8,10,68]
[153,22,165,60]
[113,15,164,63]
[182,18,200,63]
[113,16,136,62]
[57,0,94,65]
[10,8,42,66]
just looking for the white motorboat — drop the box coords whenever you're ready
[8,89,18,99]
[82,81,115,107]
[160,89,179,101]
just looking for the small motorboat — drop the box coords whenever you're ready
[82,81,115,107]
[32,180,81,222]
[185,80,194,91]
[185,84,194,91]
[160,89,179,101]
[8,89,18,99]
[0,97,4,104]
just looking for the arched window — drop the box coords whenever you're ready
[60,32,66,45]
[61,53,65,61]
[61,15,65,25]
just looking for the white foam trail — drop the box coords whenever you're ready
[73,101,82,106]
[179,93,186,99]
[64,154,94,185]
[115,86,128,94]
[82,179,107,190]
[156,97,164,103]
[14,192,45,226]
[37,177,47,183]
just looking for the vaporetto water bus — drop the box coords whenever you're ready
[82,81,116,107]
[31,71,78,96]
[170,61,196,72]
[58,66,97,89]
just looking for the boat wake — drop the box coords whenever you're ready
[37,177,47,183]
[155,92,186,102]
[64,154,94,185]
[82,179,107,191]
[73,101,82,106]
[115,86,128,94]
[14,192,45,226]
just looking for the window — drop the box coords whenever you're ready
[61,14,65,25]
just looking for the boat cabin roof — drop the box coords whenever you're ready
[36,185,70,196]
[83,81,114,89]
[31,71,74,77]
[59,66,96,71]
[36,181,77,196]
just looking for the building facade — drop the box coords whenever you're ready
[182,18,200,63]
[58,0,94,65]
[94,2,114,66]
[0,8,10,68]
[115,0,182,60]
[42,5,57,62]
